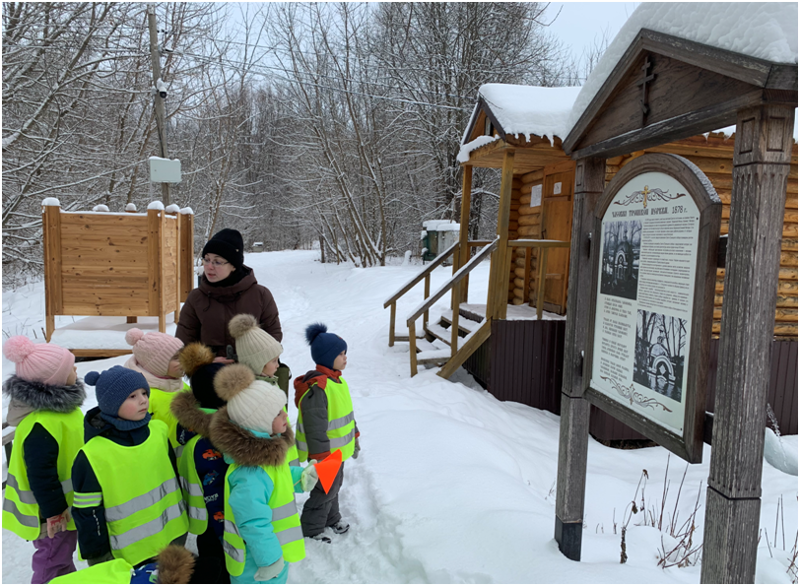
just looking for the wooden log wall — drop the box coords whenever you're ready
[510,169,544,305]
[606,135,798,340]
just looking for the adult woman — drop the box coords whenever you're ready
[176,228,282,361]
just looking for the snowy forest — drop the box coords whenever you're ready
[2,2,600,285]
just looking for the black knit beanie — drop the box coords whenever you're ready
[191,362,227,410]
[202,228,244,270]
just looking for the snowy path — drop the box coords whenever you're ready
[3,250,797,584]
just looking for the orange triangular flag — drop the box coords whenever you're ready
[314,449,343,494]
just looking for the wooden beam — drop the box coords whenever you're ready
[436,320,491,380]
[554,156,606,562]
[459,166,473,304]
[492,150,515,320]
[701,104,796,584]
[42,204,63,342]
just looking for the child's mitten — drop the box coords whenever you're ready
[301,462,319,491]
[353,437,361,459]
[254,556,285,581]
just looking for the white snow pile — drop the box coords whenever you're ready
[125,203,137,212]
[458,85,582,163]
[147,200,165,210]
[422,220,460,232]
[41,198,60,207]
[569,2,799,132]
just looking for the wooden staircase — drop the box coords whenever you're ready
[408,308,486,370]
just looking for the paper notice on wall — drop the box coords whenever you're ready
[590,171,701,436]
[530,184,542,208]
[553,182,562,195]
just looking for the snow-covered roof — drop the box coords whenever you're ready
[458,84,581,162]
[568,2,799,132]
[469,84,582,145]
[422,220,460,232]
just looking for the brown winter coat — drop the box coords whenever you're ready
[176,266,282,356]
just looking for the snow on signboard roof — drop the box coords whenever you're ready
[457,84,581,163]
[568,2,799,132]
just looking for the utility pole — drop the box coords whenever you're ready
[147,4,170,205]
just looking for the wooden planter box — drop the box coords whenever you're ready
[42,200,194,356]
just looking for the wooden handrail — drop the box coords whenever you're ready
[383,241,460,308]
[506,239,570,249]
[468,240,493,248]
[406,237,498,324]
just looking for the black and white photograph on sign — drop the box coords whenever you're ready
[633,310,686,403]
[600,220,641,300]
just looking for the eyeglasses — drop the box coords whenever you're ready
[202,258,230,267]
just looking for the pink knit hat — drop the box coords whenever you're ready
[3,336,75,386]
[125,328,184,377]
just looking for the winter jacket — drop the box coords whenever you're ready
[293,366,359,461]
[170,391,229,539]
[2,375,86,521]
[209,407,304,572]
[71,408,180,562]
[175,266,282,356]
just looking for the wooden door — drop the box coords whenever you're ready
[538,164,574,314]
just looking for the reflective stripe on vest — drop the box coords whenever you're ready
[222,461,306,576]
[79,419,189,565]
[2,408,83,540]
[296,376,356,462]
[178,434,210,535]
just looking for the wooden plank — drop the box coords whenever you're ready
[702,104,795,585]
[384,241,460,308]
[459,166,473,304]
[436,320,492,380]
[494,150,516,320]
[42,204,63,341]
[147,209,161,315]
[70,349,133,358]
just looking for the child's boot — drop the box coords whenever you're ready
[310,533,332,544]
[329,521,350,534]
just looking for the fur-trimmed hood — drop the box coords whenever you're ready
[209,405,295,467]
[170,391,215,439]
[2,374,85,413]
[156,544,195,584]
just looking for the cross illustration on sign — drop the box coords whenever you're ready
[637,55,657,126]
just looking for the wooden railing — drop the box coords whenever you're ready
[406,238,498,375]
[383,241,460,346]
[506,239,570,319]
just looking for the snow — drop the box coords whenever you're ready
[125,203,137,212]
[165,204,181,214]
[3,250,797,584]
[91,204,110,212]
[147,200,165,210]
[457,135,501,164]
[179,207,193,215]
[421,220,460,232]
[41,198,60,207]
[569,3,799,132]
[49,316,178,350]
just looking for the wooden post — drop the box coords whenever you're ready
[389,302,396,347]
[459,166,473,304]
[409,321,418,377]
[523,247,532,303]
[700,104,795,584]
[147,208,165,333]
[554,156,606,561]
[423,274,431,329]
[489,150,515,320]
[126,205,138,324]
[450,284,460,358]
[42,203,63,342]
[536,248,548,320]
[179,209,195,302]
[147,5,170,206]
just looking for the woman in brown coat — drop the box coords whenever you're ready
[176,229,282,362]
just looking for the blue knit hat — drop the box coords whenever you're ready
[84,366,150,417]
[305,323,347,370]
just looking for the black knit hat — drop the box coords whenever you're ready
[202,228,244,269]
[191,363,227,410]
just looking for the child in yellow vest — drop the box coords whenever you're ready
[293,323,360,543]
[123,328,188,448]
[2,336,84,584]
[228,313,299,466]
[209,364,319,584]
[71,366,189,567]
[49,544,226,584]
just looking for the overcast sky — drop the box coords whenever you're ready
[545,2,640,62]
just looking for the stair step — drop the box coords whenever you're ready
[415,338,441,353]
[425,323,466,350]
[439,314,483,335]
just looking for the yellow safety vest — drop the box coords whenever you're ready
[2,409,83,540]
[76,420,188,565]
[49,558,135,584]
[222,462,305,576]
[296,376,356,462]
[176,407,220,536]
[284,406,300,467]
[148,383,191,451]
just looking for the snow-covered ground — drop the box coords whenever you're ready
[2,250,797,583]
